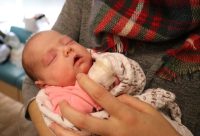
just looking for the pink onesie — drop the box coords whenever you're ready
[44,82,101,114]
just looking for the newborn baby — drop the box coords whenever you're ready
[36,51,146,129]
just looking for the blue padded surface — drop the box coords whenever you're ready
[16,74,25,89]
[0,26,32,89]
[0,62,24,89]
[10,26,32,43]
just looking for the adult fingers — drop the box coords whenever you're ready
[117,94,158,115]
[49,122,79,136]
[59,101,109,136]
[76,73,131,116]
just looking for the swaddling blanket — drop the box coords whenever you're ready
[36,52,192,136]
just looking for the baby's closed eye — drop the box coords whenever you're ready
[42,50,57,66]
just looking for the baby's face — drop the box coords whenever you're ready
[29,31,93,86]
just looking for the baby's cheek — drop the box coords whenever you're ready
[57,73,76,86]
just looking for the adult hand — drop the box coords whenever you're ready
[50,73,180,136]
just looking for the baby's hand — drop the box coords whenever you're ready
[114,76,120,86]
[88,59,116,90]
[109,76,120,89]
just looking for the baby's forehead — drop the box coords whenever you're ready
[33,31,53,41]
[25,30,64,58]
[30,30,60,41]
[39,30,61,37]
[28,32,55,47]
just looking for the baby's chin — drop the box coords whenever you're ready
[57,80,76,87]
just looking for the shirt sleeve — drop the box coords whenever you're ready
[52,0,83,41]
[22,76,39,119]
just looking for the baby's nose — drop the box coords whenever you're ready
[63,46,74,57]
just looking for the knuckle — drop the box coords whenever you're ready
[122,112,137,124]
[91,88,107,102]
[145,103,158,113]
[117,108,139,125]
[75,118,87,128]
[54,130,64,136]
[74,114,91,129]
[118,94,128,100]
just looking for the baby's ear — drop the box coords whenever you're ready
[35,80,46,88]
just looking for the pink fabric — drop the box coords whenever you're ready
[44,82,101,115]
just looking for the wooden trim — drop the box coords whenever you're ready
[0,80,23,103]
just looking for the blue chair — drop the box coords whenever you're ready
[0,26,32,89]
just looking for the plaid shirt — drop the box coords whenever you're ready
[92,0,200,80]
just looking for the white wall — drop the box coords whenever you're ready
[0,0,65,32]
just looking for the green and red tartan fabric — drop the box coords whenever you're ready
[92,0,200,80]
[156,35,200,80]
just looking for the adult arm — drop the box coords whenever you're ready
[28,100,54,136]
[50,73,181,136]
[22,76,53,135]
